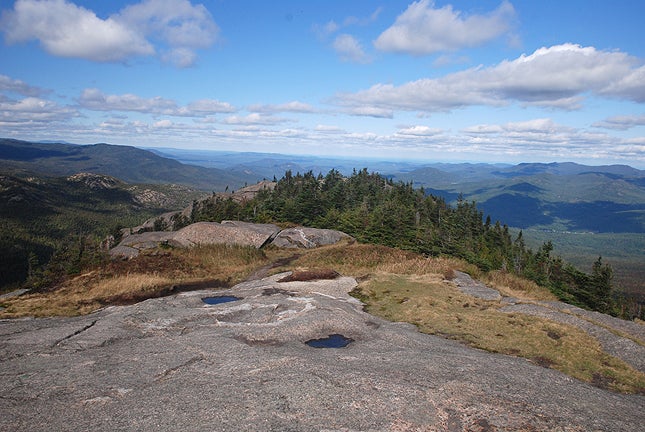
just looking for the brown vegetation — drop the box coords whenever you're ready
[0,244,268,317]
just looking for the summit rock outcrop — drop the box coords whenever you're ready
[1,272,642,431]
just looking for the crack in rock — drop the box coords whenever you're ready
[53,320,98,347]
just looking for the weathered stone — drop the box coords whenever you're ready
[110,222,348,257]
[271,227,352,248]
[221,220,281,244]
[172,221,276,248]
[452,270,502,301]
[108,244,140,259]
[109,231,176,258]
[0,273,642,431]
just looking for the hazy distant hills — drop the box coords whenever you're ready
[3,139,644,234]
[391,163,645,234]
[0,139,249,191]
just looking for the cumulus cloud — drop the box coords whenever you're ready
[464,118,573,135]
[593,114,645,130]
[78,88,235,116]
[374,0,516,55]
[345,106,393,118]
[223,113,288,126]
[0,74,49,97]
[312,7,380,63]
[333,34,371,63]
[0,0,219,66]
[312,20,340,40]
[335,44,645,115]
[314,124,346,134]
[396,125,444,136]
[249,101,316,113]
[0,96,77,123]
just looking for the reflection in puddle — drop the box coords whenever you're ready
[201,295,241,305]
[305,334,354,348]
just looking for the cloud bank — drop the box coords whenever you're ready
[0,0,219,66]
[336,44,645,114]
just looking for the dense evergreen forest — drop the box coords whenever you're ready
[190,168,635,319]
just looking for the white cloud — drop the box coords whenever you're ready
[464,118,573,136]
[396,125,443,136]
[223,113,288,125]
[335,44,645,114]
[249,101,316,113]
[0,74,48,97]
[0,96,77,123]
[78,88,235,116]
[599,65,645,103]
[79,88,176,113]
[333,34,371,63]
[117,0,219,67]
[0,0,219,66]
[1,0,153,62]
[312,20,339,40]
[345,106,393,118]
[593,114,645,130]
[314,124,346,134]
[374,0,516,55]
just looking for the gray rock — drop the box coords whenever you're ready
[271,227,352,248]
[452,270,502,301]
[172,221,278,248]
[221,220,281,245]
[110,222,282,257]
[1,274,642,432]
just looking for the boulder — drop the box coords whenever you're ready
[110,222,347,258]
[271,227,352,248]
[172,221,279,249]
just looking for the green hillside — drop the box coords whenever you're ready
[0,172,202,289]
[0,139,249,191]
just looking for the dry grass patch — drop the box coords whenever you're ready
[268,243,475,279]
[354,273,645,394]
[482,270,557,301]
[0,244,268,318]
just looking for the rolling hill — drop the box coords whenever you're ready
[0,138,251,191]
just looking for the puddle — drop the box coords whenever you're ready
[305,334,354,348]
[201,295,241,305]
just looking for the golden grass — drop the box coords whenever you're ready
[354,273,645,394]
[267,242,476,279]
[482,270,558,301]
[0,244,268,318]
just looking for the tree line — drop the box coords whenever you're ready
[189,168,631,318]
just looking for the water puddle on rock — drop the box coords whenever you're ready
[305,334,354,348]
[201,295,241,305]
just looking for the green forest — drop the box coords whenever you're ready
[189,169,638,319]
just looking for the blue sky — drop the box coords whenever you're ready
[1,0,644,167]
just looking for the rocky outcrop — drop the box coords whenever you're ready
[172,221,280,248]
[270,226,353,249]
[110,222,351,257]
[1,273,642,431]
[66,173,121,190]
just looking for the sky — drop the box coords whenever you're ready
[1,0,644,167]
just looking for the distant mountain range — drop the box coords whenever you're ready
[389,162,645,234]
[3,138,644,234]
[0,139,251,191]
[1,138,643,293]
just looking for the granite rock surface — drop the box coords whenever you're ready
[1,273,643,432]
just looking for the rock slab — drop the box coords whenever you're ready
[1,274,643,432]
[110,222,351,257]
